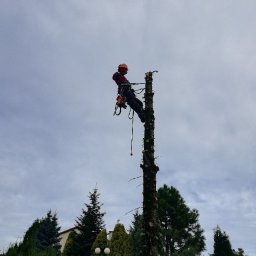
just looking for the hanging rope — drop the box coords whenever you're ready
[128,108,135,156]
[113,85,144,156]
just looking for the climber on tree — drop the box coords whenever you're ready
[112,64,145,123]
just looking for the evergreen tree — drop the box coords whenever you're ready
[123,234,133,256]
[20,218,41,255]
[36,211,61,254]
[74,188,105,256]
[62,231,78,256]
[5,211,61,256]
[212,226,234,256]
[129,211,143,256]
[110,223,132,256]
[233,248,246,256]
[157,185,205,255]
[4,243,21,256]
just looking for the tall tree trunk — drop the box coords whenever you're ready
[141,71,160,256]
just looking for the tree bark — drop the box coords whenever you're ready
[141,71,160,256]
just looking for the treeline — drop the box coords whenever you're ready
[3,185,247,256]
[4,211,61,256]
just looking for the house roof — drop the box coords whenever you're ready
[59,226,77,235]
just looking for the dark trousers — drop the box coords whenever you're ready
[123,89,144,120]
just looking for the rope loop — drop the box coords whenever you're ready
[113,104,122,116]
[128,107,134,120]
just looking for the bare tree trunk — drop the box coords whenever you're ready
[141,71,160,256]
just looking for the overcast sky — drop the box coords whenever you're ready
[1,0,256,255]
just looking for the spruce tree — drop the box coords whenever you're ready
[36,211,61,255]
[129,211,143,256]
[20,218,41,255]
[6,211,61,256]
[157,185,205,255]
[74,188,105,256]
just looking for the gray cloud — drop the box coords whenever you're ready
[0,0,256,255]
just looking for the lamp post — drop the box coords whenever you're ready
[94,247,110,255]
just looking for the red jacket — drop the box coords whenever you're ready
[112,72,131,94]
[112,72,129,84]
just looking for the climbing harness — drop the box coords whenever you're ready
[113,84,144,117]
[113,95,127,116]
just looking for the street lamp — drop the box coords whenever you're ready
[95,247,110,255]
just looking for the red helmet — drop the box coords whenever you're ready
[118,63,128,71]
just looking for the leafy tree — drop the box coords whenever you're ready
[172,247,200,256]
[73,188,105,256]
[91,229,109,256]
[157,185,205,255]
[129,211,143,256]
[212,226,234,256]
[110,223,133,256]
